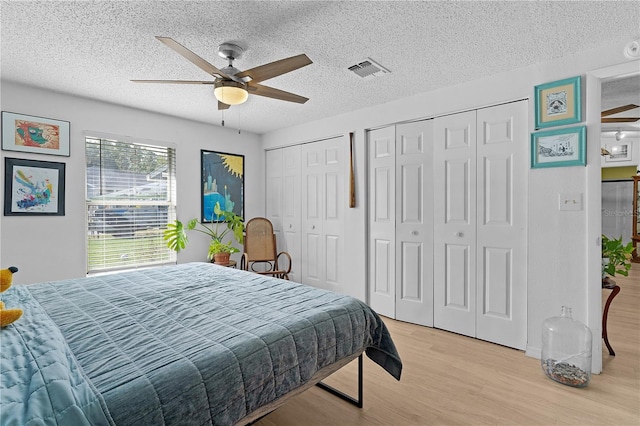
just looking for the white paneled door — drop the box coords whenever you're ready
[281,145,302,283]
[433,101,527,350]
[475,102,527,348]
[266,146,302,282]
[395,120,434,326]
[368,120,434,326]
[302,137,345,292]
[433,110,478,337]
[368,126,397,318]
[266,149,283,243]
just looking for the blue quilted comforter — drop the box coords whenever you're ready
[1,263,401,425]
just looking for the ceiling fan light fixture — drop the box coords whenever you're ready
[214,81,248,105]
[615,130,625,141]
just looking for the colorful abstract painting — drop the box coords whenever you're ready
[4,158,66,216]
[201,150,244,222]
[2,112,70,156]
[14,119,60,150]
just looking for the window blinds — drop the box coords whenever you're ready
[85,137,177,273]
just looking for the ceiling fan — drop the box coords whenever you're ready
[601,104,640,123]
[132,36,312,110]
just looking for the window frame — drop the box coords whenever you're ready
[85,136,177,274]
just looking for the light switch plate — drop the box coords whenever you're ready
[559,193,583,211]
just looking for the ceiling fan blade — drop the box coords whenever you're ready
[247,83,309,104]
[601,117,640,123]
[601,104,639,117]
[218,101,230,110]
[236,54,312,84]
[155,36,229,79]
[131,79,215,84]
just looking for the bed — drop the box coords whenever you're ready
[0,262,402,425]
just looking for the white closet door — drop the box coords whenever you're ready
[368,126,396,318]
[302,137,345,291]
[302,144,323,288]
[282,145,302,283]
[475,101,527,350]
[433,101,527,349]
[395,120,434,326]
[433,111,478,337]
[266,149,283,242]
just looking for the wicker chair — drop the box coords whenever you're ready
[240,217,292,280]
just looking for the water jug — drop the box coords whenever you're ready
[541,306,592,387]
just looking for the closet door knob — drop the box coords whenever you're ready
[455,232,464,237]
[289,224,292,228]
[312,225,316,230]
[412,231,419,236]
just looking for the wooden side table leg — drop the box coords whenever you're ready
[602,285,620,356]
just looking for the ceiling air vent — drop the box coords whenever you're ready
[348,58,390,79]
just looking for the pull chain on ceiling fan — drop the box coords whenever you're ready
[132,37,312,110]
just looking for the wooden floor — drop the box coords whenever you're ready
[256,264,639,425]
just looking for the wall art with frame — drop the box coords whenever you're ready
[531,126,586,169]
[603,139,634,163]
[1,111,70,156]
[200,150,244,222]
[534,76,582,129]
[4,157,66,216]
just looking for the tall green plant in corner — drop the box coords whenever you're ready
[164,202,244,260]
[601,234,634,278]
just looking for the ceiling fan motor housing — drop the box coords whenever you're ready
[218,43,244,61]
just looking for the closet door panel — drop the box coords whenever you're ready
[302,147,324,289]
[400,241,422,301]
[282,145,301,282]
[395,120,434,326]
[434,111,477,337]
[482,246,511,318]
[322,141,345,291]
[301,137,345,292]
[475,101,527,350]
[445,243,471,309]
[368,126,396,318]
[266,149,283,232]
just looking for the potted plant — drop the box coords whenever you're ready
[601,234,634,285]
[164,201,244,264]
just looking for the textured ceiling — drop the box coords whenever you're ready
[1,1,639,135]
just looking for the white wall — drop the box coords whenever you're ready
[262,36,639,373]
[1,82,264,285]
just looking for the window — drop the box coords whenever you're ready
[86,137,176,273]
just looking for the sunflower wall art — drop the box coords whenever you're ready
[200,150,244,223]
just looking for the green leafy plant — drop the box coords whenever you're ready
[164,201,244,258]
[601,234,634,277]
[208,240,239,258]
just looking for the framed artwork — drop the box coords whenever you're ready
[531,126,586,169]
[200,150,244,222]
[2,111,70,156]
[4,157,66,216]
[603,141,633,163]
[534,76,582,129]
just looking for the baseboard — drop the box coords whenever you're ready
[525,345,541,360]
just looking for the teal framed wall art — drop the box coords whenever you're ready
[534,76,582,129]
[531,126,586,169]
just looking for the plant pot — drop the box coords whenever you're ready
[213,253,231,265]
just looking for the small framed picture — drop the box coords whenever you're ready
[4,157,66,216]
[2,111,70,156]
[531,126,586,169]
[603,141,633,163]
[534,76,582,129]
